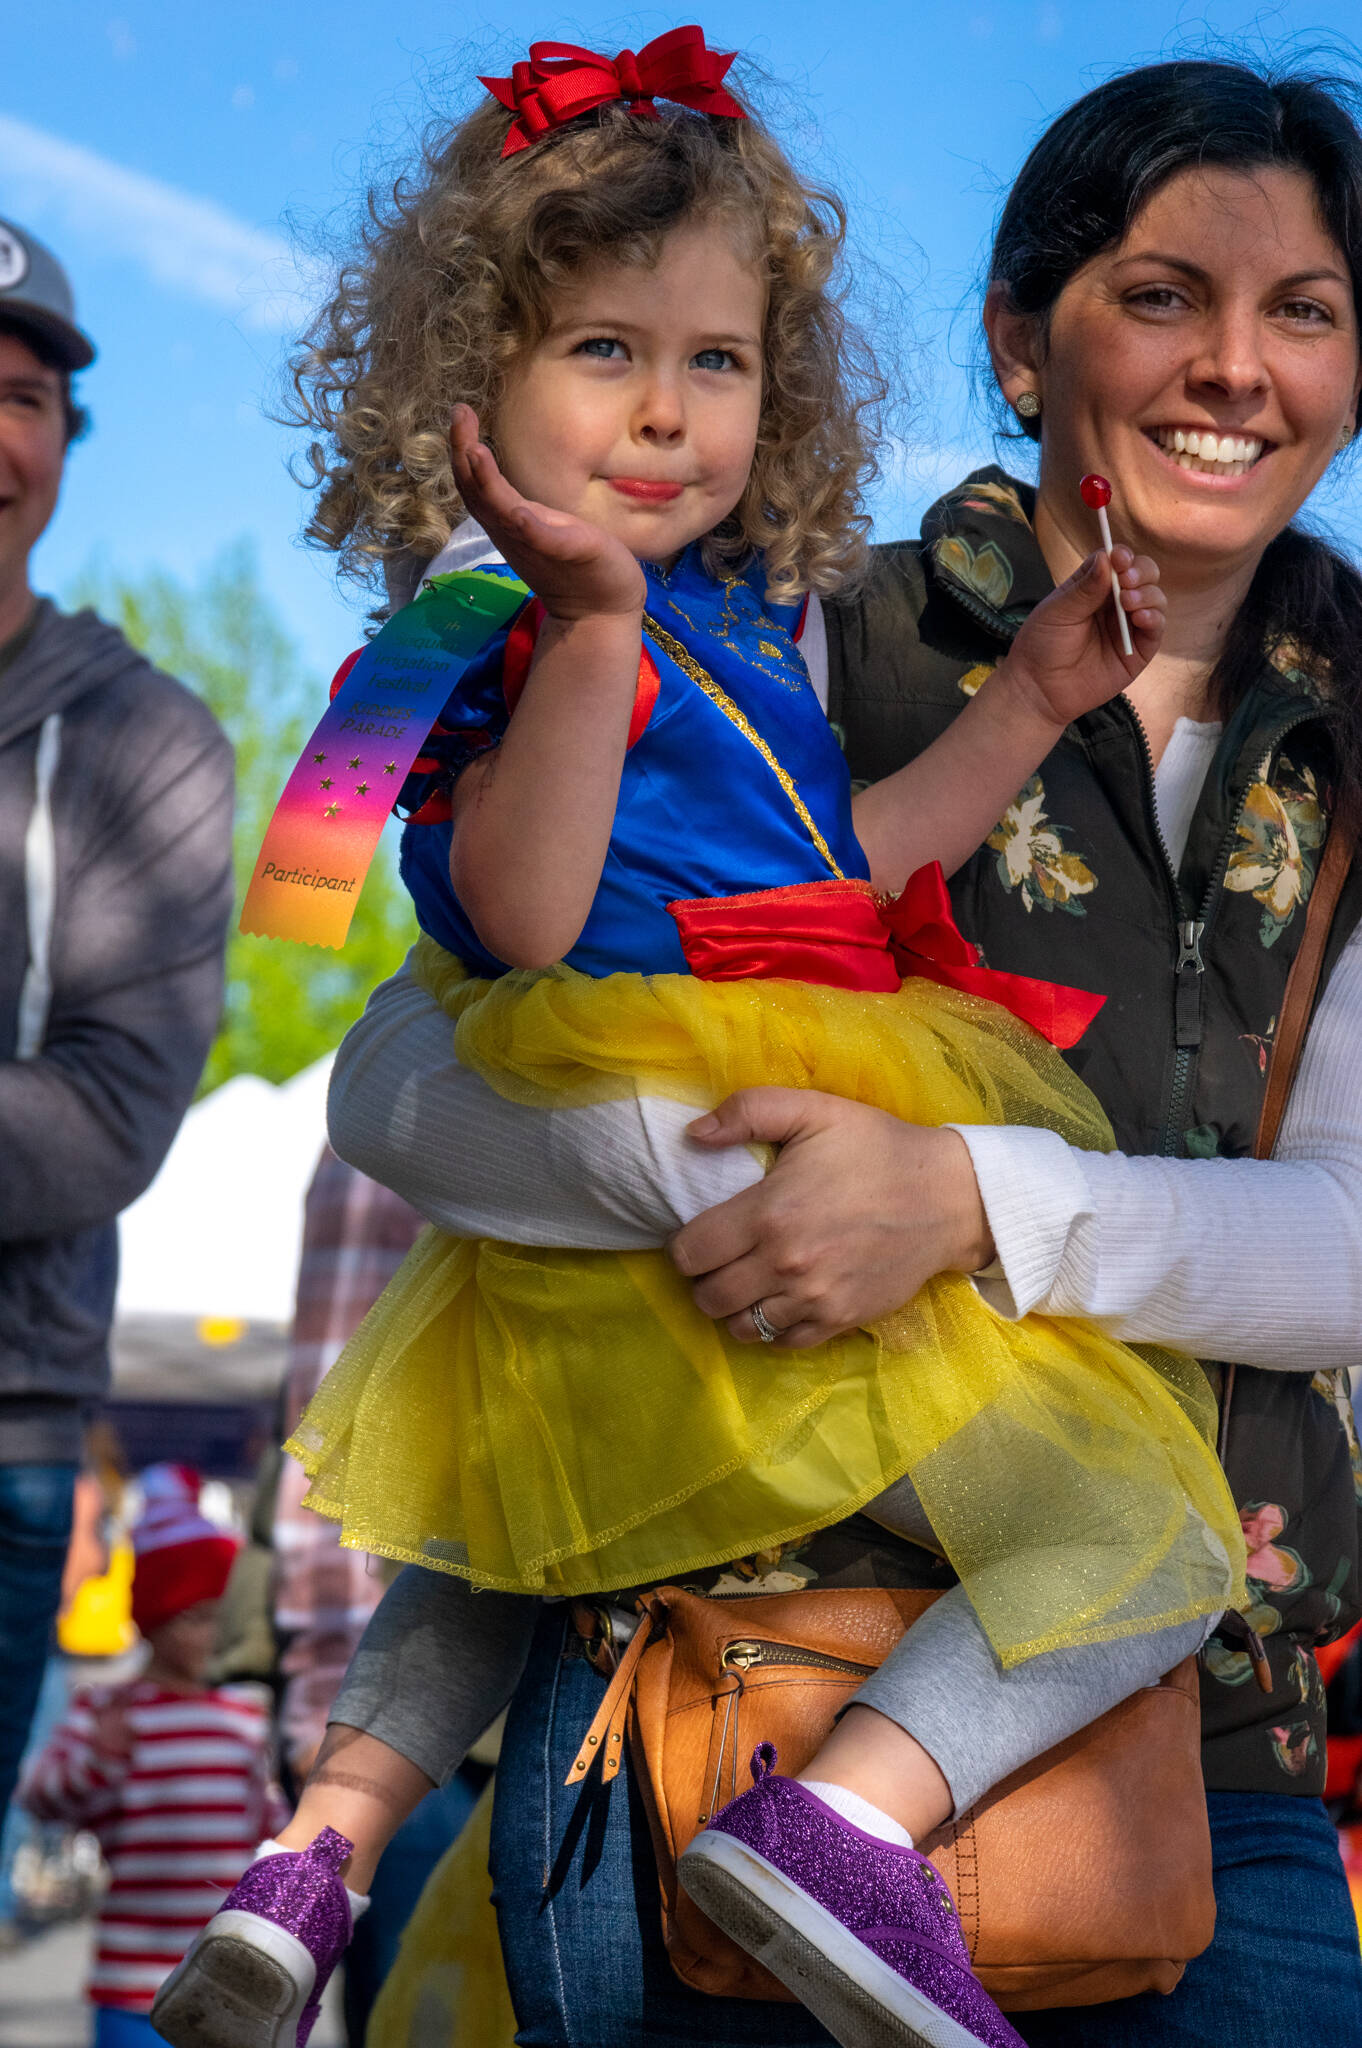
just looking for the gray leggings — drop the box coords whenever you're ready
[329,1471,1211,1817]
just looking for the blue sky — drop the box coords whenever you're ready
[8,1,1362,682]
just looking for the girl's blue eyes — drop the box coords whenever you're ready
[574,338,739,370]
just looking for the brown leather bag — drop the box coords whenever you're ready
[569,1584,1210,2011]
[564,818,1357,2014]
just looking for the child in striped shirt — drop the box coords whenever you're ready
[19,1467,286,2048]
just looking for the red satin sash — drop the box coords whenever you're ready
[668,865,1103,1050]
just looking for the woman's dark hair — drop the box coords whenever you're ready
[991,60,1362,814]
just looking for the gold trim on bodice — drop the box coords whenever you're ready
[642,614,846,882]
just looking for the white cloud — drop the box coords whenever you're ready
[0,112,320,331]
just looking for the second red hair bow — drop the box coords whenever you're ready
[481,25,745,159]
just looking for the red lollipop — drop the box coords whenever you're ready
[1078,473,1132,655]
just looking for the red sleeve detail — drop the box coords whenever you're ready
[405,791,454,825]
[793,593,809,643]
[501,600,544,716]
[628,649,660,748]
[501,600,658,749]
[329,648,365,701]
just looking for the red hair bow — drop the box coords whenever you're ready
[481,25,745,159]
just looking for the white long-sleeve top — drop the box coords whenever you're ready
[331,534,1362,1374]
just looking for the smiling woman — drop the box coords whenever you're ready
[323,57,1362,2048]
[984,67,1362,793]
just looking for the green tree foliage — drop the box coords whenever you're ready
[69,546,414,1091]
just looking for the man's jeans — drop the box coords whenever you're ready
[491,1605,1362,2048]
[0,1463,76,1817]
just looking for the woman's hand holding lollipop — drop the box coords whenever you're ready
[1003,483,1164,734]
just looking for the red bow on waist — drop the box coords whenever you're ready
[481,27,745,159]
[668,867,1104,1050]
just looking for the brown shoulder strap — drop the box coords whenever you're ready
[1253,817,1356,1161]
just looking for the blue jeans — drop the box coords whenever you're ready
[0,1463,76,1819]
[491,1608,1362,2047]
[92,2007,164,2045]
[1014,1792,1362,2047]
[343,1764,489,2047]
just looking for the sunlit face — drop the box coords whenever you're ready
[493,221,766,564]
[0,329,66,598]
[1028,166,1362,581]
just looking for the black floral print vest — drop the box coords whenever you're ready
[825,469,1362,1797]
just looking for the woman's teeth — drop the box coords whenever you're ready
[1151,427,1264,476]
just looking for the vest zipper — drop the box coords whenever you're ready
[937,605,1318,1155]
[1122,703,1315,1157]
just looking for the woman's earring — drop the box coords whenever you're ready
[1014,391,1042,421]
[1339,423,1354,452]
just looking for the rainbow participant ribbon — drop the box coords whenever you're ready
[241,568,529,948]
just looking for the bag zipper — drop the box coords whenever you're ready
[720,1637,876,1678]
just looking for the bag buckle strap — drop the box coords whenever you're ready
[565,1598,659,1786]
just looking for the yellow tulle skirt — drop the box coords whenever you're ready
[288,939,1246,1666]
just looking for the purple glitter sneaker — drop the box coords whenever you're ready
[150,1829,355,2048]
[677,1747,1024,2048]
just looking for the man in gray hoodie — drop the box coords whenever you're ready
[0,218,234,1812]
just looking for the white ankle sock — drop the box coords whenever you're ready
[799,1780,914,1849]
[254,1837,370,1917]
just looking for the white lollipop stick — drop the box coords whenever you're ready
[1094,504,1133,657]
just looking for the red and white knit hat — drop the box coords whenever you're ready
[130,1464,239,1637]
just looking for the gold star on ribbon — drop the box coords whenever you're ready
[383,762,397,775]
[324,802,341,818]
[320,777,333,790]
[348,756,362,770]
[355,782,370,796]
[313,751,327,764]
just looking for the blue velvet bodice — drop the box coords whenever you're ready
[399,547,867,978]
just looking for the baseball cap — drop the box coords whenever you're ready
[0,217,95,371]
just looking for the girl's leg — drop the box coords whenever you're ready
[152,1569,535,2048]
[276,1565,535,1888]
[677,1475,1212,2048]
[810,1585,1207,1835]
[806,1471,1209,1836]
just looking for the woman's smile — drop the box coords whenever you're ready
[1143,425,1267,477]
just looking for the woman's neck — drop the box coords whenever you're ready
[1032,489,1260,765]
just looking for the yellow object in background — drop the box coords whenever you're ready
[58,1538,137,1657]
[365,1781,516,2048]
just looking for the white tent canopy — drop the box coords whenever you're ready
[116,1054,333,1327]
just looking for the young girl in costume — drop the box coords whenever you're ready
[154,35,1244,2048]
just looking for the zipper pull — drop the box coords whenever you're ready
[1175,918,1205,1049]
[1243,1625,1275,1695]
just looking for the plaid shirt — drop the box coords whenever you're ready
[274,1146,425,1771]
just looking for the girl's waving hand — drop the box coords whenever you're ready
[450,405,646,621]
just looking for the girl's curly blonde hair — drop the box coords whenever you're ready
[290,73,887,599]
